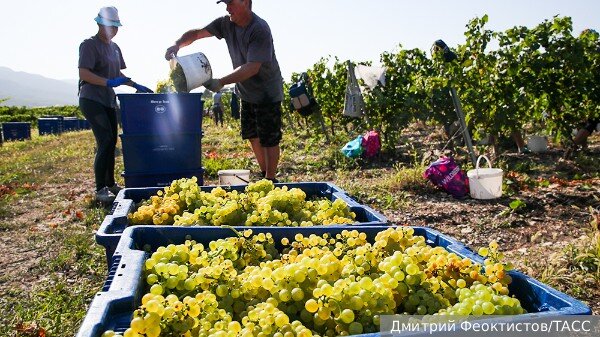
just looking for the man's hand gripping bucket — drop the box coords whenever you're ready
[169,52,213,92]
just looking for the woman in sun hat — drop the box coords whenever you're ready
[78,6,154,204]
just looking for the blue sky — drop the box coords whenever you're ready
[0,0,597,92]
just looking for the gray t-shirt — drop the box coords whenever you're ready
[78,35,126,108]
[205,13,283,104]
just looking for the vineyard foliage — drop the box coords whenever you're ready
[0,105,82,125]
[2,16,598,153]
[284,16,600,151]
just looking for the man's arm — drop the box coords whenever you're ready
[205,62,261,92]
[165,28,214,60]
[221,62,262,85]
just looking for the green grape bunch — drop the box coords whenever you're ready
[128,179,357,228]
[103,227,524,337]
[170,63,188,93]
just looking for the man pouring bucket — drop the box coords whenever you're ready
[165,0,283,183]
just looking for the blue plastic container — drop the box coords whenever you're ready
[2,122,31,141]
[79,119,91,130]
[119,132,203,174]
[117,93,203,135]
[62,117,80,132]
[77,226,591,337]
[121,167,204,188]
[96,182,388,264]
[38,117,63,135]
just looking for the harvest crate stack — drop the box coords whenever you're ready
[117,93,204,188]
[1,122,31,141]
[62,116,81,132]
[78,118,91,130]
[38,116,64,136]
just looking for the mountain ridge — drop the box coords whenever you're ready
[0,67,79,107]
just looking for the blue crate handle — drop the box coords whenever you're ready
[109,199,134,218]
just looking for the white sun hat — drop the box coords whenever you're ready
[94,6,122,27]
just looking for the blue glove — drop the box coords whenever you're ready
[133,83,154,93]
[106,77,130,87]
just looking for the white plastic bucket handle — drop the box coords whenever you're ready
[232,174,249,184]
[475,155,493,178]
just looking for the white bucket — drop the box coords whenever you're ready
[170,52,212,92]
[467,155,503,200]
[527,135,548,153]
[218,169,250,185]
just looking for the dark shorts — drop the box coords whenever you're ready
[240,100,282,147]
[584,118,599,133]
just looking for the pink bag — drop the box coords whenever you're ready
[362,130,381,158]
[423,156,469,198]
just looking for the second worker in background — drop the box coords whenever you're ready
[165,0,283,182]
[212,90,224,127]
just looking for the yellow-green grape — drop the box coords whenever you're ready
[339,309,355,324]
[478,247,489,257]
[305,299,319,313]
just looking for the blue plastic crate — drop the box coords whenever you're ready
[79,119,91,130]
[38,117,63,135]
[117,93,203,135]
[62,117,80,132]
[121,167,204,188]
[77,226,591,337]
[96,182,388,265]
[2,122,31,141]
[120,132,203,174]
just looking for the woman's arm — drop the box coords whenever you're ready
[79,68,112,86]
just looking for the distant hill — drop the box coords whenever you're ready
[0,67,78,107]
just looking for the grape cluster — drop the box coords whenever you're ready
[155,64,189,94]
[102,227,525,337]
[170,63,188,93]
[437,283,525,315]
[129,178,356,227]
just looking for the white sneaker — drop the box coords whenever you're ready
[96,187,116,204]
[108,183,123,195]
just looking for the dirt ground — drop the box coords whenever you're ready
[381,129,600,314]
[0,127,598,337]
[278,123,600,313]
[0,178,97,299]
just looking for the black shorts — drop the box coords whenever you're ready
[240,101,282,147]
[584,118,599,133]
